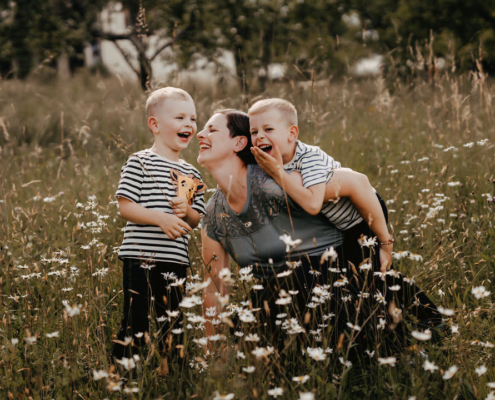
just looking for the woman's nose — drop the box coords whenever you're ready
[197,129,205,138]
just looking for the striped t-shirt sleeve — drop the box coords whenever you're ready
[115,156,144,203]
[300,152,333,188]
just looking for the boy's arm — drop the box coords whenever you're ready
[325,169,393,272]
[118,197,192,239]
[251,146,325,215]
[201,229,230,337]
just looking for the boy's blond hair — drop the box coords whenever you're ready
[146,87,193,119]
[248,98,298,127]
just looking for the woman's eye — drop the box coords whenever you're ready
[266,128,273,132]
[176,117,183,119]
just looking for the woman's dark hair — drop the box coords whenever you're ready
[214,109,257,165]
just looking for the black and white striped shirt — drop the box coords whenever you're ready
[115,149,206,265]
[284,141,363,230]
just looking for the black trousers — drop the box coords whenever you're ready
[112,258,186,361]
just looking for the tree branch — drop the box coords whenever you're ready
[112,40,140,78]
[150,27,189,62]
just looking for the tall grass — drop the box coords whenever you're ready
[0,70,494,399]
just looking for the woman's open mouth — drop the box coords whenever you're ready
[199,142,211,152]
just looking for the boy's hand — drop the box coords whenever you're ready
[379,245,393,273]
[158,212,192,240]
[170,197,189,219]
[251,146,285,180]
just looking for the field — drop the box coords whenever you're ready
[0,71,494,400]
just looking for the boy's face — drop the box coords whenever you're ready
[249,109,297,163]
[149,99,197,152]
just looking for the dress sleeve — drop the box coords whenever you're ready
[115,155,144,203]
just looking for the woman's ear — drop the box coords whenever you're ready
[288,125,299,143]
[234,136,248,153]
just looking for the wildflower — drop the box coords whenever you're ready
[116,357,137,371]
[292,375,310,384]
[46,331,59,338]
[346,322,361,331]
[124,387,139,394]
[423,360,438,372]
[107,381,122,392]
[339,357,352,368]
[438,289,445,298]
[437,307,454,316]
[252,284,264,290]
[156,316,167,323]
[443,365,458,380]
[242,366,255,373]
[334,278,348,287]
[275,297,292,305]
[277,270,293,278]
[252,346,274,359]
[171,328,183,334]
[279,233,302,253]
[193,337,208,346]
[472,286,491,299]
[306,347,327,361]
[411,330,432,341]
[179,295,202,308]
[377,318,386,330]
[287,260,303,269]
[236,351,245,359]
[475,365,488,376]
[11,338,19,346]
[488,383,495,389]
[374,291,387,305]
[358,292,370,298]
[234,331,244,337]
[93,369,109,381]
[162,272,178,281]
[388,285,401,291]
[378,357,397,366]
[360,236,377,247]
[477,139,489,146]
[341,295,352,302]
[63,302,81,317]
[140,263,156,270]
[245,333,260,342]
[167,310,181,318]
[212,392,235,400]
[320,247,337,263]
[451,325,459,334]
[299,393,315,400]
[359,262,372,271]
[25,336,37,344]
[447,181,461,187]
[365,350,375,358]
[268,388,284,397]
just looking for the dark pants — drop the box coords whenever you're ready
[112,258,186,361]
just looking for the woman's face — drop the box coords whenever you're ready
[197,113,236,168]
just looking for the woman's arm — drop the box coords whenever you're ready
[325,169,393,271]
[201,228,231,337]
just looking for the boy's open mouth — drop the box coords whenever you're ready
[178,132,191,140]
[258,144,272,153]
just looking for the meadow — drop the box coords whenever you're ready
[0,69,494,399]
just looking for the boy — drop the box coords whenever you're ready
[248,98,394,270]
[112,87,205,362]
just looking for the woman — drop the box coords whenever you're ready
[197,109,440,350]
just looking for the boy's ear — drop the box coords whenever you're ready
[288,125,299,143]
[148,116,159,134]
[234,136,248,153]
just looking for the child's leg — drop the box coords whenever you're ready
[150,262,187,358]
[112,258,152,361]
